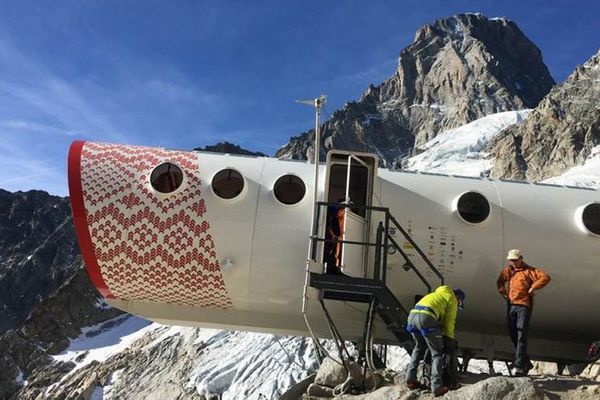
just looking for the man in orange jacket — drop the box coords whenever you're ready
[497,249,551,376]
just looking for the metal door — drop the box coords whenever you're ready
[324,152,377,278]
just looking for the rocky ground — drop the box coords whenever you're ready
[292,357,600,400]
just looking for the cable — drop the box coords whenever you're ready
[273,335,309,371]
[302,310,335,365]
[365,298,377,372]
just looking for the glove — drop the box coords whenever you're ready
[443,335,458,351]
[588,342,599,358]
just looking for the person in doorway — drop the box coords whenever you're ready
[325,198,346,272]
[324,201,341,274]
[496,249,551,376]
[405,286,465,397]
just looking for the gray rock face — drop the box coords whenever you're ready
[276,13,554,165]
[18,331,204,400]
[0,268,121,399]
[0,189,81,333]
[490,49,600,181]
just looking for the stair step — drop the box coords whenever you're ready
[322,290,372,303]
[309,272,414,346]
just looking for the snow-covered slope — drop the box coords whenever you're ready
[41,316,513,399]
[405,110,531,176]
[43,316,328,399]
[543,145,600,188]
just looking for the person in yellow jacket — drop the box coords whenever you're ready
[405,285,465,397]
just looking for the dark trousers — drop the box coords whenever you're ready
[405,312,444,392]
[507,304,531,369]
[443,336,459,388]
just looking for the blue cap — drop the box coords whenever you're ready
[453,288,466,310]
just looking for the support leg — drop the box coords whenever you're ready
[506,361,513,376]
[481,335,496,375]
[460,352,472,373]
[488,361,495,375]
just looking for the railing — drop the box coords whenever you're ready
[309,201,444,292]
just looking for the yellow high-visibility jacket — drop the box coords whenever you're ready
[410,285,458,339]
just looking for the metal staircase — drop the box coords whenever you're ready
[307,202,445,349]
[309,272,412,344]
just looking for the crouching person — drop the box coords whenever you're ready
[405,286,465,397]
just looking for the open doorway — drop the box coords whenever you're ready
[322,151,377,277]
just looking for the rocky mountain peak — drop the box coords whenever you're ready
[277,13,554,165]
[407,13,550,107]
[490,48,600,181]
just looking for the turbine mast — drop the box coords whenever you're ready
[296,95,327,262]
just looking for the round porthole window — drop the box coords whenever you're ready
[274,174,306,205]
[212,169,244,200]
[150,162,184,194]
[455,191,490,224]
[581,203,600,235]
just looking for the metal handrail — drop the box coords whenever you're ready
[311,201,444,291]
[387,213,445,286]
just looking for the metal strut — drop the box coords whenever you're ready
[319,299,353,366]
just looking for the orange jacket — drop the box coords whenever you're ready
[496,263,551,308]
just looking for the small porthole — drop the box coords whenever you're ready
[150,162,184,194]
[581,203,600,235]
[274,174,306,205]
[455,191,490,224]
[212,169,244,200]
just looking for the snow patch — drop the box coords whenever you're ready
[52,315,153,373]
[405,110,531,176]
[15,369,26,386]
[543,145,600,189]
[379,98,403,111]
[101,369,123,399]
[94,298,110,310]
[362,113,382,126]
[408,103,448,113]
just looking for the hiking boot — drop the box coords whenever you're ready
[514,368,526,377]
[433,386,449,397]
[406,380,420,390]
[526,361,534,373]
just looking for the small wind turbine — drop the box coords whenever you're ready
[296,95,327,273]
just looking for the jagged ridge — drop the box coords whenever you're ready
[276,13,554,166]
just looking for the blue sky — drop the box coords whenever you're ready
[1,0,598,196]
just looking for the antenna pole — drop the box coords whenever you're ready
[308,95,326,261]
[299,95,326,324]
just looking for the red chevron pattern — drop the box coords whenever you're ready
[79,142,234,309]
